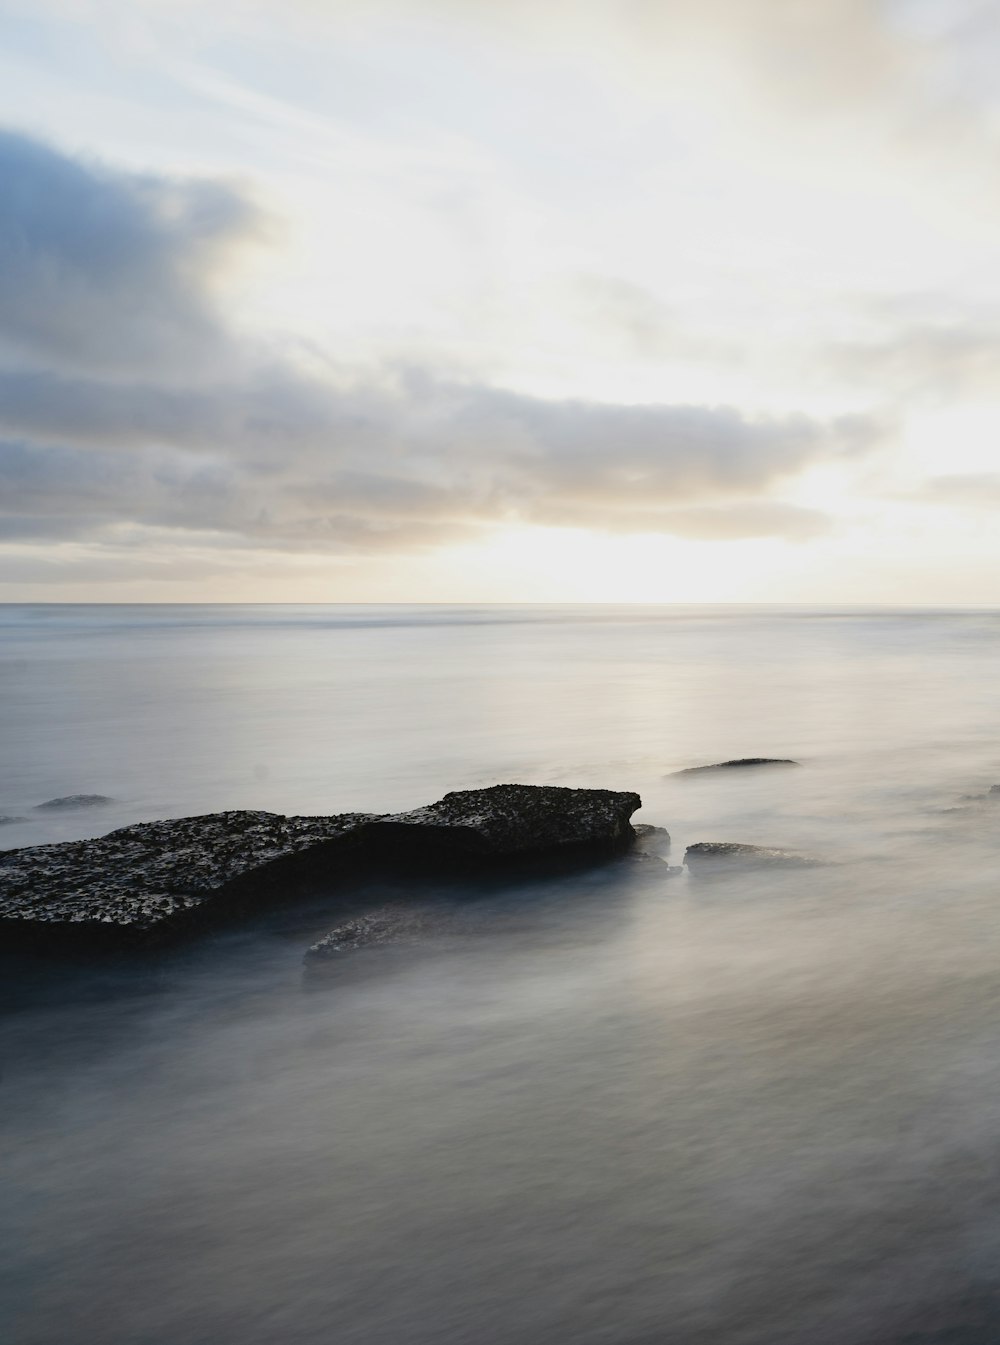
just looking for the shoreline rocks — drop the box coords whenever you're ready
[0,785,642,949]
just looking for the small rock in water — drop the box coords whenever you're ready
[627,825,674,869]
[34,794,114,811]
[305,906,432,962]
[633,823,671,845]
[684,841,821,869]
[672,759,799,776]
[630,823,671,856]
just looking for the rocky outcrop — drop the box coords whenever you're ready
[366,784,641,861]
[35,794,114,811]
[0,810,378,946]
[0,785,642,948]
[673,759,799,775]
[684,841,820,869]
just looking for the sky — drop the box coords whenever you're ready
[2,0,1000,602]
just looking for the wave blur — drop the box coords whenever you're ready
[5,605,1000,1343]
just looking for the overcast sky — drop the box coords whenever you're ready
[2,0,1000,601]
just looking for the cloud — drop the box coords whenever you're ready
[828,321,1000,399]
[0,126,882,561]
[580,502,832,542]
[0,386,873,551]
[0,366,350,453]
[0,128,262,372]
[270,0,922,120]
[917,473,1000,505]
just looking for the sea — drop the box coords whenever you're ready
[5,603,1000,1344]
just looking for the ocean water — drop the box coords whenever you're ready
[5,604,1000,1343]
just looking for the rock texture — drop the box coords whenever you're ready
[673,759,799,775]
[367,784,641,861]
[35,794,114,811]
[684,842,820,869]
[0,785,642,948]
[0,810,377,946]
[633,823,671,847]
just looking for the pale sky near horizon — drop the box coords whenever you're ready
[3,0,1000,601]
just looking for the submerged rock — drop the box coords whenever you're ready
[673,759,799,776]
[0,785,642,947]
[684,841,820,869]
[305,906,432,961]
[35,794,114,811]
[945,785,1000,810]
[627,824,673,865]
[633,823,671,847]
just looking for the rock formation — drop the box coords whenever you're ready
[0,785,642,948]
[0,810,376,946]
[366,784,640,861]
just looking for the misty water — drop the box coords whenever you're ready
[6,605,1000,1344]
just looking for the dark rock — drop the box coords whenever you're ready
[684,841,821,869]
[0,785,642,948]
[628,823,672,862]
[633,823,671,845]
[673,759,799,776]
[367,784,641,862]
[0,810,378,946]
[0,816,26,826]
[35,794,114,811]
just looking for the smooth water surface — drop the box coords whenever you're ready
[5,604,1000,1344]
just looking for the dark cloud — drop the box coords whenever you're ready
[0,127,881,560]
[0,366,356,453]
[0,128,262,372]
[0,386,869,551]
